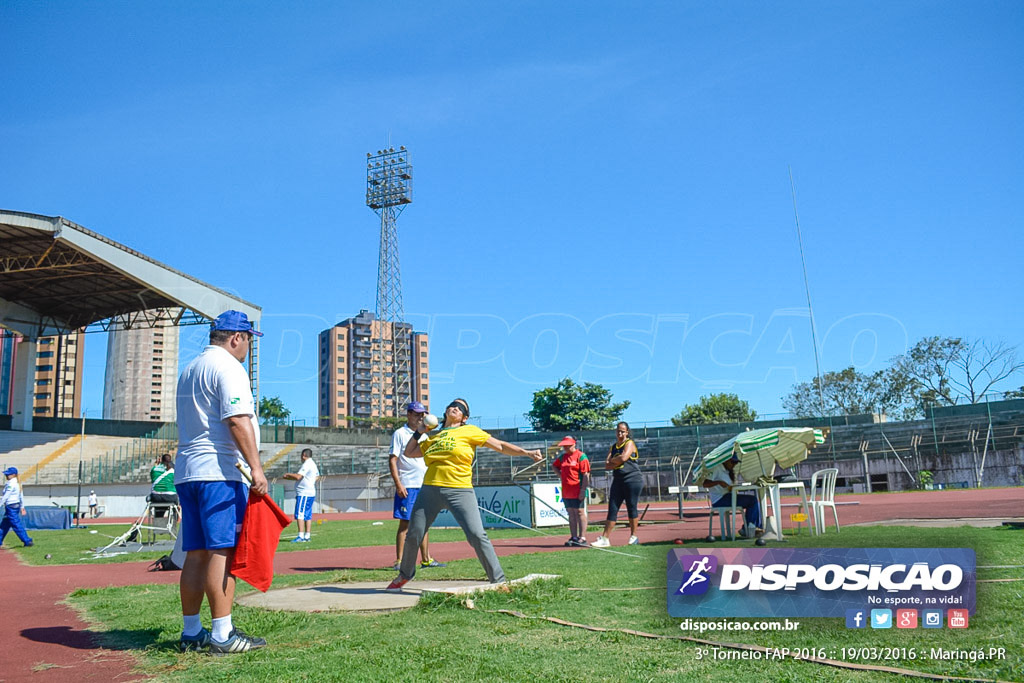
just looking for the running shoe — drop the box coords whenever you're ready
[628,535,640,545]
[564,537,577,547]
[178,628,211,652]
[290,537,304,543]
[386,575,410,592]
[209,628,267,655]
[591,536,611,547]
[420,559,447,568]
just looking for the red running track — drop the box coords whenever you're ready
[2,486,1021,682]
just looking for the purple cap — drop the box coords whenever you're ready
[406,401,427,413]
[211,310,263,337]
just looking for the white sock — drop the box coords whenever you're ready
[182,613,202,637]
[211,615,233,642]
[302,532,310,540]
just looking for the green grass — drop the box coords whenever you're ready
[61,524,1023,682]
[8,519,549,566]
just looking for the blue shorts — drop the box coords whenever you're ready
[295,495,315,521]
[177,480,247,552]
[393,487,421,521]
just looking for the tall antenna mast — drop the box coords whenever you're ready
[788,166,826,416]
[366,146,414,417]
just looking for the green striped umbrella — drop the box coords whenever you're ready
[697,427,828,483]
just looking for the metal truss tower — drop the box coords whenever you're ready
[366,146,413,417]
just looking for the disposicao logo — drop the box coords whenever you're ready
[667,548,976,618]
[676,555,719,596]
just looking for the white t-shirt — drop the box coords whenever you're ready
[88,493,98,506]
[1,478,23,508]
[390,424,426,489]
[174,345,261,484]
[296,458,320,497]
[706,463,737,504]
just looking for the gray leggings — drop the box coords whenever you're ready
[399,485,505,583]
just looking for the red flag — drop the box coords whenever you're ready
[230,492,291,592]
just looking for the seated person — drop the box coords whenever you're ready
[149,453,179,517]
[703,455,764,541]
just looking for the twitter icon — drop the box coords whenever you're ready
[870,609,892,629]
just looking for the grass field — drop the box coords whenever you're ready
[48,523,1024,682]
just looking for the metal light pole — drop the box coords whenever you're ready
[74,409,85,526]
[366,146,414,418]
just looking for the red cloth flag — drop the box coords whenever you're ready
[230,492,291,592]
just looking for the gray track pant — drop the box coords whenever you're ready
[398,485,505,583]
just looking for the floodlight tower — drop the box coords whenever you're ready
[366,146,413,417]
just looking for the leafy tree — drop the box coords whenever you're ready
[526,378,630,432]
[258,395,291,425]
[893,336,1024,407]
[783,366,916,420]
[671,393,757,426]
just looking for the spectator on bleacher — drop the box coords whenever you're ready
[1,467,34,548]
[387,398,544,592]
[388,401,445,569]
[149,453,178,518]
[88,490,99,518]
[283,449,320,543]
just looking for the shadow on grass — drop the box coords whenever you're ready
[22,625,161,651]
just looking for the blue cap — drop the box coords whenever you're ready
[406,401,427,413]
[211,310,263,337]
[3,467,17,476]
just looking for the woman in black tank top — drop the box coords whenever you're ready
[591,422,644,547]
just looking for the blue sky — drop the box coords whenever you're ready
[2,2,1022,428]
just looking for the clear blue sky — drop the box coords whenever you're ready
[2,2,1022,428]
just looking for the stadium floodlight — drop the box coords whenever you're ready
[366,147,414,416]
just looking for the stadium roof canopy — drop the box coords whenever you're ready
[0,209,260,338]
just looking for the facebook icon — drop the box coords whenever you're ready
[845,609,866,628]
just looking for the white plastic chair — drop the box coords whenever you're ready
[708,501,744,541]
[809,468,840,533]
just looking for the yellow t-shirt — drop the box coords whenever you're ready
[420,424,491,488]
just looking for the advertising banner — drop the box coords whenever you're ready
[532,483,571,527]
[433,485,532,529]
[667,548,976,618]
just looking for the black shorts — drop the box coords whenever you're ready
[606,476,642,521]
[563,498,583,509]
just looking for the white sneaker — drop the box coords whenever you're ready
[591,536,610,548]
[628,535,639,545]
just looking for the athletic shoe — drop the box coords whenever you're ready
[386,576,410,592]
[628,535,639,545]
[24,541,34,547]
[209,628,266,655]
[591,536,610,548]
[290,537,304,543]
[569,538,588,547]
[391,562,400,571]
[178,628,211,652]
[564,537,576,547]
[420,559,447,568]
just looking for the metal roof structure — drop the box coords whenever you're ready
[0,209,260,337]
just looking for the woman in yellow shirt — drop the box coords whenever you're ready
[387,398,543,592]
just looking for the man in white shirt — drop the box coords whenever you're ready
[703,455,764,543]
[88,490,98,518]
[283,449,319,542]
[1,467,33,547]
[388,401,445,570]
[174,310,268,655]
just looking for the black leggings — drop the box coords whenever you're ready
[606,476,643,521]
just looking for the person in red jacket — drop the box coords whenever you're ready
[552,436,591,546]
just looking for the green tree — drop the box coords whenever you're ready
[671,393,757,426]
[526,378,630,432]
[783,366,916,419]
[258,395,291,425]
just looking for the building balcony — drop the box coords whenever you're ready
[354,395,370,403]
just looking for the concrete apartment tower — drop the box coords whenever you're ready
[0,329,84,419]
[318,310,429,428]
[103,319,178,421]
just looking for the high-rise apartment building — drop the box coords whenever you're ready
[318,310,429,427]
[103,320,179,421]
[0,329,87,419]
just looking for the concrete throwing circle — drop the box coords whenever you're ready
[237,574,559,613]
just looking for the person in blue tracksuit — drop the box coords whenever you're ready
[1,467,34,547]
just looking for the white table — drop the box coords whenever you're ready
[730,481,815,542]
